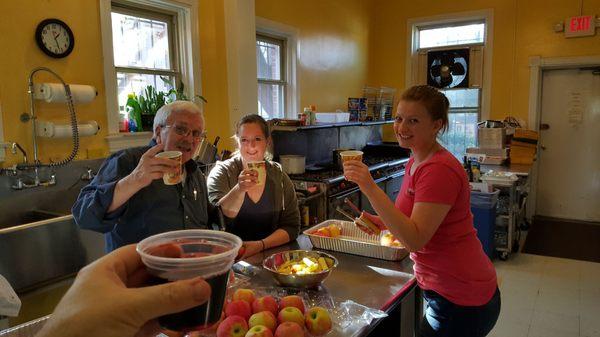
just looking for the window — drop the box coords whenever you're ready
[410,14,490,159]
[111,5,179,121]
[100,0,200,151]
[256,34,286,119]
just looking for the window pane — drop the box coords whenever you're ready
[438,112,478,159]
[258,83,284,119]
[441,88,480,108]
[256,39,281,80]
[116,72,174,113]
[112,12,171,69]
[419,23,484,48]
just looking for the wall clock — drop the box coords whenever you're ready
[35,18,75,58]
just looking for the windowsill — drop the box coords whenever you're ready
[105,132,153,153]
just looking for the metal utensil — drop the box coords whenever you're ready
[344,198,362,217]
[335,206,356,222]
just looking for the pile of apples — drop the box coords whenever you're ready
[309,223,342,238]
[217,288,333,337]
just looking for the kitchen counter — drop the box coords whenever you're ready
[481,162,533,176]
[243,235,417,337]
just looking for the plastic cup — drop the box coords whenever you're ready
[137,229,243,332]
[247,161,266,185]
[155,151,182,185]
[339,150,363,163]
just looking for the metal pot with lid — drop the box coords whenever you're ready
[279,155,305,175]
[195,136,220,164]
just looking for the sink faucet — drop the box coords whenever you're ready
[11,142,27,164]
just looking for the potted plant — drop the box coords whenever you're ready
[126,80,207,132]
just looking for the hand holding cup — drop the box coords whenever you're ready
[129,144,181,188]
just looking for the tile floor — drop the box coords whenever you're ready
[490,253,600,337]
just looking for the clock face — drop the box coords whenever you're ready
[35,19,74,58]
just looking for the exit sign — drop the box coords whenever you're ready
[565,15,596,38]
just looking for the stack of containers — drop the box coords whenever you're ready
[510,128,539,164]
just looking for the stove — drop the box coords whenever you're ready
[290,153,409,225]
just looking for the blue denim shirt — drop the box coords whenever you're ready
[72,140,217,252]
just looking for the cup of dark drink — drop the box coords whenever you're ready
[136,229,243,332]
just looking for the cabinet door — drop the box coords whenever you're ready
[385,173,404,202]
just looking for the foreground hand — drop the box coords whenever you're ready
[129,144,180,188]
[237,169,258,192]
[36,245,211,337]
[343,160,376,190]
[356,211,387,235]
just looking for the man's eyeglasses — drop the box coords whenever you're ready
[163,124,206,140]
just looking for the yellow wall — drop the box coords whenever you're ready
[369,0,600,124]
[0,0,231,167]
[255,0,372,112]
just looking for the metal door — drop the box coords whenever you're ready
[537,68,600,221]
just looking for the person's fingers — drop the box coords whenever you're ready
[130,277,211,320]
[144,143,165,157]
[92,245,143,282]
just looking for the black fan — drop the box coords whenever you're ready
[427,48,469,89]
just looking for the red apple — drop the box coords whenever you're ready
[305,306,332,336]
[225,300,252,320]
[244,325,273,337]
[233,288,256,305]
[277,306,305,327]
[274,322,304,337]
[216,315,248,337]
[279,295,305,313]
[248,311,277,331]
[252,295,279,315]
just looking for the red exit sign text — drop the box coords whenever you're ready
[565,15,596,38]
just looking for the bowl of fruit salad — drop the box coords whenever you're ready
[262,250,338,288]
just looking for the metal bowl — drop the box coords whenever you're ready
[262,250,338,289]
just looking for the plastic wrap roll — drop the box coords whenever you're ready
[33,83,97,104]
[36,120,100,138]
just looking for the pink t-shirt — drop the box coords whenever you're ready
[397,149,497,306]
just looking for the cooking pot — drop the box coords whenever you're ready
[279,155,305,174]
[196,136,219,164]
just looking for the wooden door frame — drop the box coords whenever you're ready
[527,55,600,219]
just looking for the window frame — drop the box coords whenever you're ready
[255,17,298,120]
[256,32,287,119]
[112,4,181,115]
[406,9,493,121]
[99,0,201,152]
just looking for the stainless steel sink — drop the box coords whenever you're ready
[0,189,104,293]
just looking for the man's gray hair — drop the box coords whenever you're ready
[153,101,204,138]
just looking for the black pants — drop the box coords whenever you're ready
[419,287,501,337]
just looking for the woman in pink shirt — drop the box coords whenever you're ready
[344,85,500,337]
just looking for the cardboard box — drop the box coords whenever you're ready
[477,128,506,149]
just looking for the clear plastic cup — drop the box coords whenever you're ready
[339,150,363,162]
[155,151,182,185]
[137,229,242,332]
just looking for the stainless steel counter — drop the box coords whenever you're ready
[242,235,417,337]
[481,162,533,176]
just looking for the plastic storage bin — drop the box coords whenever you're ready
[470,190,499,259]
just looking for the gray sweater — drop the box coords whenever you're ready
[206,156,300,241]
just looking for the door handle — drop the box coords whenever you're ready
[541,145,546,150]
[540,123,550,130]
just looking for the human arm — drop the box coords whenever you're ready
[343,160,453,252]
[240,229,291,259]
[108,144,179,212]
[35,245,210,337]
[207,161,258,218]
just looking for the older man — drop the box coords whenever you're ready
[73,101,217,252]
